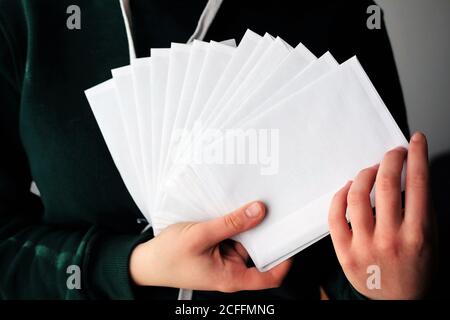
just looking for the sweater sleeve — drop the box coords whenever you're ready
[0,14,153,300]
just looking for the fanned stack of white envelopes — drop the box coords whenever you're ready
[85,29,408,271]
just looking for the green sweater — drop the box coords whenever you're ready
[0,0,408,299]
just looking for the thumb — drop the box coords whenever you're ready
[197,201,266,246]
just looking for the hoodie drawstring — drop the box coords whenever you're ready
[188,0,224,43]
[119,0,136,61]
[119,0,224,61]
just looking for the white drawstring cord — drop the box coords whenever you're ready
[119,0,223,58]
[119,0,136,61]
[188,0,224,43]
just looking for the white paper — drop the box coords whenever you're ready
[239,52,338,126]
[172,33,277,171]
[111,66,147,200]
[85,80,151,221]
[131,58,152,209]
[183,41,236,150]
[197,33,274,137]
[197,29,262,128]
[162,41,209,186]
[158,43,192,186]
[161,43,235,195]
[220,42,317,129]
[182,46,326,163]
[206,36,293,131]
[164,57,408,271]
[85,31,410,272]
[150,49,170,197]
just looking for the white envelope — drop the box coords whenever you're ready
[239,52,338,126]
[206,36,293,132]
[131,57,152,205]
[172,33,277,172]
[149,49,170,197]
[179,52,338,177]
[220,42,317,129]
[164,57,408,271]
[182,41,236,154]
[160,41,236,194]
[85,31,410,273]
[158,43,192,187]
[196,29,262,128]
[111,66,147,200]
[85,80,151,222]
[182,44,321,164]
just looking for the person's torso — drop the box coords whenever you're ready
[14,0,385,299]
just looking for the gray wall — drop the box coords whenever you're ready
[376,0,450,159]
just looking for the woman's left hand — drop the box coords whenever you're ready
[328,132,436,299]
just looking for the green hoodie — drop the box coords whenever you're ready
[0,0,408,299]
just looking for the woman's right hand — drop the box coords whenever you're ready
[130,201,292,292]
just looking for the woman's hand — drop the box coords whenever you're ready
[328,132,436,299]
[130,202,292,292]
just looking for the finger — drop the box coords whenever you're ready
[404,132,430,230]
[375,147,407,233]
[328,181,352,253]
[233,259,292,291]
[347,166,377,240]
[196,201,266,247]
[219,241,236,256]
[234,242,250,261]
[219,241,248,263]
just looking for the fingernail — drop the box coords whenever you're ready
[411,132,425,142]
[245,202,262,218]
